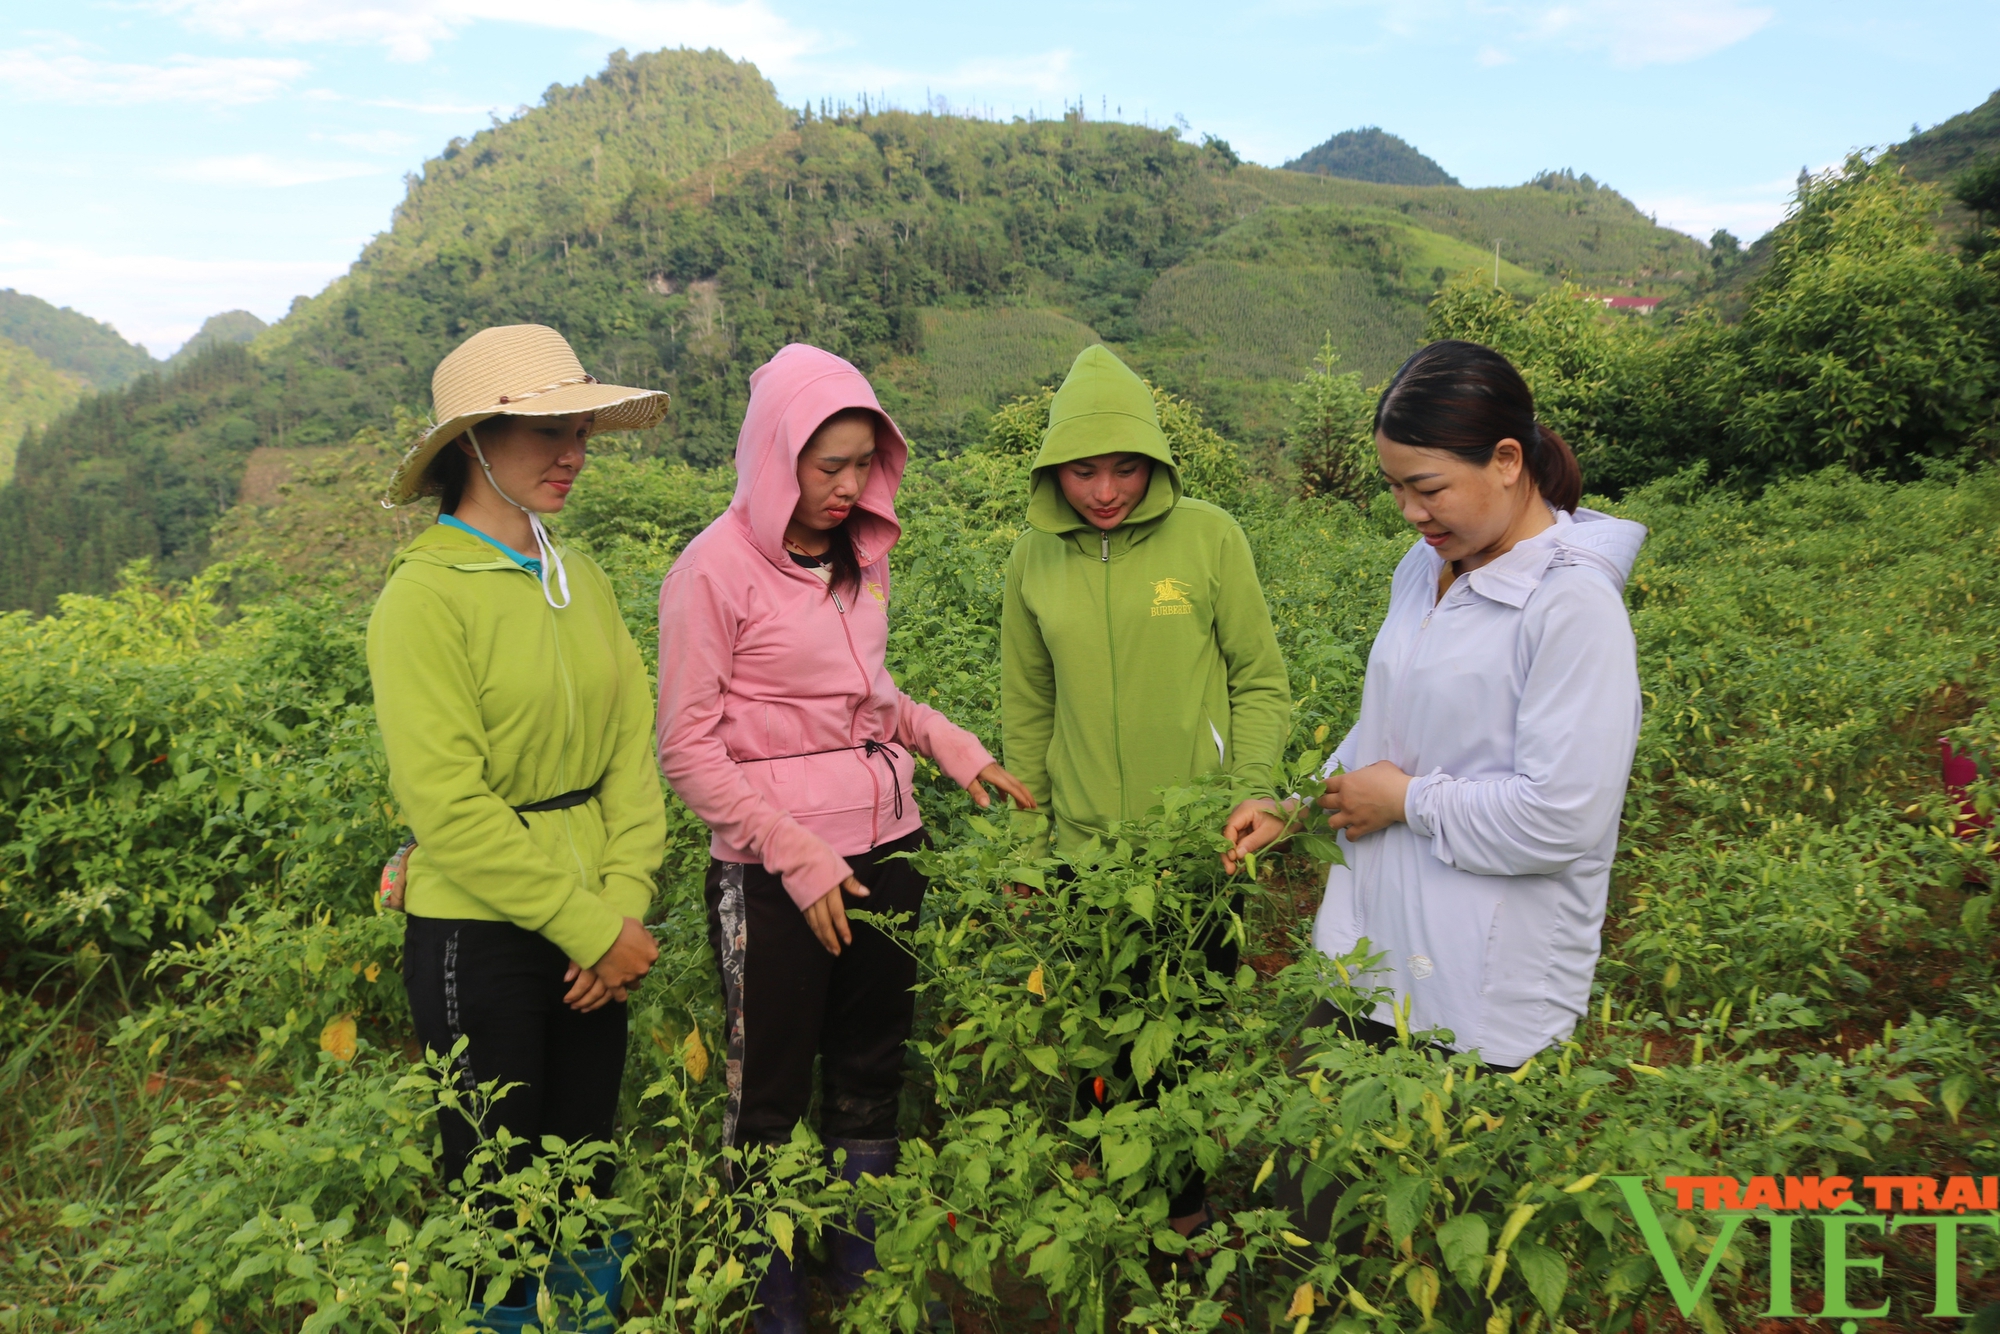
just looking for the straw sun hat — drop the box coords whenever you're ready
[385,324,670,505]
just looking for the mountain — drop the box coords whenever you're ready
[0,289,155,389]
[166,311,267,368]
[0,287,148,483]
[0,46,1705,612]
[1891,86,2000,186]
[1283,127,1460,187]
[0,336,87,483]
[1693,90,2000,320]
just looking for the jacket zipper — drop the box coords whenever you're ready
[828,586,884,848]
[1396,571,1450,759]
[536,566,592,894]
[1100,529,1125,818]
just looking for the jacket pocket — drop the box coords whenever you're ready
[747,749,878,819]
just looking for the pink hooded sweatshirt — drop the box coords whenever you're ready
[657,344,995,909]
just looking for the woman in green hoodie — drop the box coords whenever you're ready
[1000,344,1291,1238]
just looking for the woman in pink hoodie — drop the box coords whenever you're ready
[658,343,1031,1329]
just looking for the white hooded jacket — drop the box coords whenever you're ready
[1313,507,1647,1068]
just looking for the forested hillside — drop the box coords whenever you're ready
[0,289,155,390]
[0,292,158,484]
[163,310,266,368]
[1283,126,1460,186]
[1694,85,2000,315]
[0,45,1704,611]
[0,337,85,483]
[1894,86,2000,186]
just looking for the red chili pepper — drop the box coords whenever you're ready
[946,1212,957,1231]
[1092,1077,1106,1105]
[1222,1315,1245,1327]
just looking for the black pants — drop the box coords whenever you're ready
[704,828,929,1150]
[403,916,628,1199]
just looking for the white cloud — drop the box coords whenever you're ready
[0,46,309,105]
[944,50,1077,99]
[356,96,499,115]
[165,154,389,187]
[1631,171,1810,245]
[150,0,817,70]
[1495,0,1773,67]
[1476,44,1514,65]
[0,240,347,356]
[315,128,419,152]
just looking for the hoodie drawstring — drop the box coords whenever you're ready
[863,740,906,821]
[466,424,572,609]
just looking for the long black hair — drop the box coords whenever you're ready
[420,443,470,514]
[1374,340,1583,513]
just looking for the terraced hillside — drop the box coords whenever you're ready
[0,46,1707,609]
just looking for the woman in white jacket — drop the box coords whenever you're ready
[1232,338,1646,1070]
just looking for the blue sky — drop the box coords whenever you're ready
[1,0,1994,357]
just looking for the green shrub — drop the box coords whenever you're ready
[7,407,2000,1331]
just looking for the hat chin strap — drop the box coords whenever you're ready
[466,425,571,610]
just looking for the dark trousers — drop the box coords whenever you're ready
[704,828,929,1150]
[403,916,628,1199]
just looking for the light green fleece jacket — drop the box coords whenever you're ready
[366,521,665,966]
[1001,346,1291,850]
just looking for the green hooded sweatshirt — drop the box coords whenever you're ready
[1001,346,1291,850]
[366,522,665,966]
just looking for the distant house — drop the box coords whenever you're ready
[1589,294,1661,315]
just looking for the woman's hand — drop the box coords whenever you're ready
[1221,797,1297,875]
[803,876,870,956]
[1316,761,1412,839]
[591,915,659,993]
[965,762,1036,811]
[562,962,616,1013]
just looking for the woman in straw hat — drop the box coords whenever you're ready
[368,325,668,1312]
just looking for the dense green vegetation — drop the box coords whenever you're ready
[0,345,279,611]
[3,397,1996,1329]
[0,336,85,483]
[1283,128,1460,188]
[164,311,267,369]
[0,291,161,484]
[0,289,155,391]
[0,46,1707,611]
[1892,87,2000,188]
[1417,158,2000,495]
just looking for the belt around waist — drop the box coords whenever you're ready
[512,782,601,827]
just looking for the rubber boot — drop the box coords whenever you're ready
[749,1242,807,1334]
[825,1136,899,1295]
